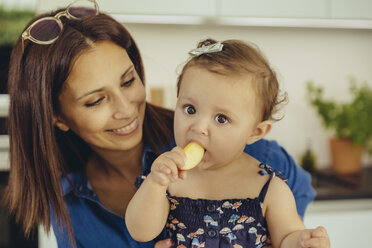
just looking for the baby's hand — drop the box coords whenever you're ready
[149,147,187,187]
[298,226,330,248]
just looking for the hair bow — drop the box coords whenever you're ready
[188,42,223,56]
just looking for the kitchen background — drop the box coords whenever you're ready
[1,0,372,247]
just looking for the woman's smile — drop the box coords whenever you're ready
[109,117,139,135]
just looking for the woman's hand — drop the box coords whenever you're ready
[149,146,187,187]
[154,238,174,248]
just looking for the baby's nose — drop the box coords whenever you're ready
[191,119,209,136]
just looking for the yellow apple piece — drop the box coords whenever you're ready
[183,142,204,170]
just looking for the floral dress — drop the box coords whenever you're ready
[165,163,287,248]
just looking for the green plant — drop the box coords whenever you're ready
[306,78,372,154]
[300,146,316,174]
[0,7,35,45]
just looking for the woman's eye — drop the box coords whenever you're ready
[184,105,196,115]
[85,97,104,107]
[121,77,135,87]
[215,114,228,124]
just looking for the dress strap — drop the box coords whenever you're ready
[257,163,288,201]
[258,169,274,201]
[258,163,288,182]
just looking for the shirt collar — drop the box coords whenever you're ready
[141,144,158,175]
[60,172,86,196]
[60,145,159,197]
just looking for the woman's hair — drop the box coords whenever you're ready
[4,11,173,243]
[177,38,287,121]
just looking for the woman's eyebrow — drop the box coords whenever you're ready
[76,88,103,101]
[120,65,134,80]
[76,65,134,100]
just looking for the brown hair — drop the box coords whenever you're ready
[4,11,173,243]
[177,38,287,121]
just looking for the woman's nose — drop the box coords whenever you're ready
[113,94,133,119]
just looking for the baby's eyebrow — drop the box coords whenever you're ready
[211,104,239,118]
[177,96,194,103]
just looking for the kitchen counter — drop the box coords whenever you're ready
[311,166,372,201]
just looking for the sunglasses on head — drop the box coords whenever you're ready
[21,0,99,53]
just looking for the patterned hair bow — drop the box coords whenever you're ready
[188,42,224,56]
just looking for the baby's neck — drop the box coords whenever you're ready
[168,153,264,200]
[196,152,254,173]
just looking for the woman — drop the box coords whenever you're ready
[4,1,315,247]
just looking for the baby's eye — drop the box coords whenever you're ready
[184,105,196,115]
[215,114,228,124]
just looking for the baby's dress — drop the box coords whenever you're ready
[165,163,287,248]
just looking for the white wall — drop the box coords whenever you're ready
[0,0,37,10]
[123,23,372,168]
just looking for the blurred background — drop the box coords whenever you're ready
[0,0,371,247]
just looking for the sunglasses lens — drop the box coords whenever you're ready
[30,19,62,42]
[68,0,97,19]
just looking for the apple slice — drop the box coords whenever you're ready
[183,142,204,170]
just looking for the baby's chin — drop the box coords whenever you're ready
[195,160,222,171]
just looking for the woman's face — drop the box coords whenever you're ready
[55,41,146,153]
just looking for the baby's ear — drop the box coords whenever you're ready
[53,115,70,132]
[246,120,272,145]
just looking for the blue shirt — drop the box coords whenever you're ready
[51,139,315,247]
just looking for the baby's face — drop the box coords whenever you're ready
[174,66,262,170]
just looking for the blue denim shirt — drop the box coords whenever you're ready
[51,139,315,247]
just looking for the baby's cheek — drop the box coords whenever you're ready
[173,118,187,146]
[215,137,243,160]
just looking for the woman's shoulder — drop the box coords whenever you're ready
[244,139,281,159]
[245,139,295,172]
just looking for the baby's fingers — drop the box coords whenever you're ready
[165,147,187,178]
[150,157,178,185]
[169,146,187,168]
[300,227,330,248]
[150,170,173,186]
[311,226,328,238]
[155,239,173,248]
[178,170,187,180]
[151,156,172,175]
[163,154,180,180]
[302,237,330,248]
[155,162,172,175]
[298,229,311,247]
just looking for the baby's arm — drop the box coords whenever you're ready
[125,147,186,242]
[265,177,330,248]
